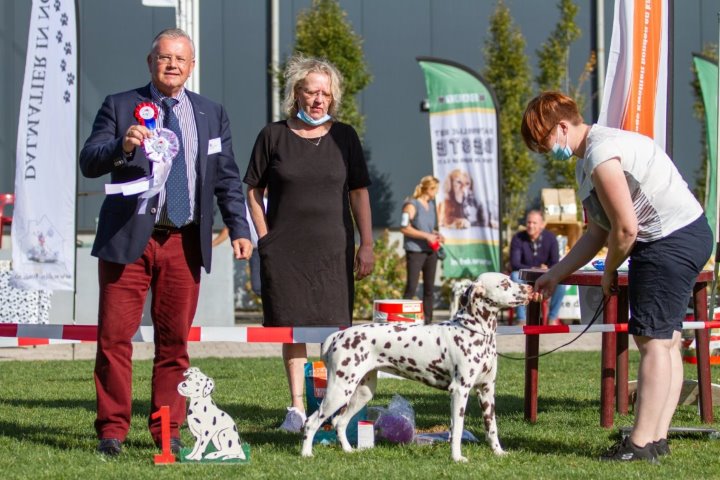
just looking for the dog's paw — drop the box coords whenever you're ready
[453,455,469,463]
[300,450,314,458]
[493,448,507,456]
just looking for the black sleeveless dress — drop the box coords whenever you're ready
[243,121,370,327]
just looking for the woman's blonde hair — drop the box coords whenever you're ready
[412,176,440,199]
[521,91,583,152]
[282,54,343,117]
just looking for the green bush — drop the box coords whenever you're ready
[353,230,406,319]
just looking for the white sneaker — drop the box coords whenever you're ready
[279,407,306,433]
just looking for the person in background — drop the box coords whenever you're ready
[521,91,712,463]
[509,209,565,326]
[79,28,252,456]
[400,176,444,323]
[243,54,374,433]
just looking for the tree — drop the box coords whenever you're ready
[535,0,595,189]
[292,0,372,136]
[482,0,535,238]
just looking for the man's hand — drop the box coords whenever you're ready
[232,238,253,260]
[123,125,152,154]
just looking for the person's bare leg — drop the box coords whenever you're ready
[654,330,683,440]
[283,343,308,411]
[630,335,674,447]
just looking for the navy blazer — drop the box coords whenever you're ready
[79,84,250,273]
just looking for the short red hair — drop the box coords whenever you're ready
[521,91,583,152]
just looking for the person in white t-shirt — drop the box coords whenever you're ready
[521,91,712,463]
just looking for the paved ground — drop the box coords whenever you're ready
[0,310,625,362]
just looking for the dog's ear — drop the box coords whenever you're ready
[465,281,486,315]
[459,285,472,308]
[203,377,215,397]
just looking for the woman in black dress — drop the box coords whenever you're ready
[244,55,374,432]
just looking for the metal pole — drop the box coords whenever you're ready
[176,0,200,93]
[271,0,280,121]
[591,0,606,121]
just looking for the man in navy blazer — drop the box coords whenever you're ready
[80,28,252,456]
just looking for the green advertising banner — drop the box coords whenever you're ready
[417,57,501,277]
[693,54,718,248]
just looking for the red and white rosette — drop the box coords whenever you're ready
[134,102,159,130]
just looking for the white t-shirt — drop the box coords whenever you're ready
[577,124,702,242]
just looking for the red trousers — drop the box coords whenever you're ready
[94,228,201,443]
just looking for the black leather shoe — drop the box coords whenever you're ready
[169,437,184,454]
[97,438,122,456]
[154,437,184,454]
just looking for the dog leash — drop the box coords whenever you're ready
[497,295,611,361]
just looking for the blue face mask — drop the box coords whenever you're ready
[297,109,332,126]
[550,126,573,161]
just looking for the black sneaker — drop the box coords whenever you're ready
[97,438,122,456]
[653,438,670,456]
[599,437,659,464]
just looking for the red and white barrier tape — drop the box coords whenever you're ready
[1,321,720,347]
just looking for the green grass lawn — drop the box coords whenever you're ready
[1,351,719,479]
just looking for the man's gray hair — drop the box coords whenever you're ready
[150,28,195,57]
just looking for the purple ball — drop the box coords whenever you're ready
[375,414,415,444]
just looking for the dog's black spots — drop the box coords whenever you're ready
[333,346,338,352]
[342,338,352,350]
[459,407,465,417]
[204,406,207,412]
[412,336,417,342]
[397,336,402,341]
[436,338,441,346]
[221,412,225,416]
[371,338,377,345]
[233,425,237,432]
[341,357,351,367]
[418,341,423,347]
[351,335,364,349]
[194,418,201,424]
[188,409,193,415]
[408,358,417,366]
[336,370,345,378]
[406,366,421,374]
[205,430,209,436]
[228,440,233,448]
[384,342,391,349]
[469,368,475,378]
[393,325,405,333]
[403,343,410,349]
[213,417,217,426]
[379,352,386,357]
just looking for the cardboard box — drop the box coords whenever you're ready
[558,188,577,221]
[541,189,561,222]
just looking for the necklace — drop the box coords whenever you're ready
[304,135,322,147]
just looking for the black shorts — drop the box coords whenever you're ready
[628,215,713,339]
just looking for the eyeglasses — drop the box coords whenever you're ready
[301,88,332,100]
[537,124,558,152]
[155,54,192,66]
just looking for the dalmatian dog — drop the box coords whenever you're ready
[449,278,474,318]
[301,272,532,462]
[178,367,246,461]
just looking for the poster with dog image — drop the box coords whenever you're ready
[418,58,500,278]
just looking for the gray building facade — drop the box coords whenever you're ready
[1,0,718,232]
